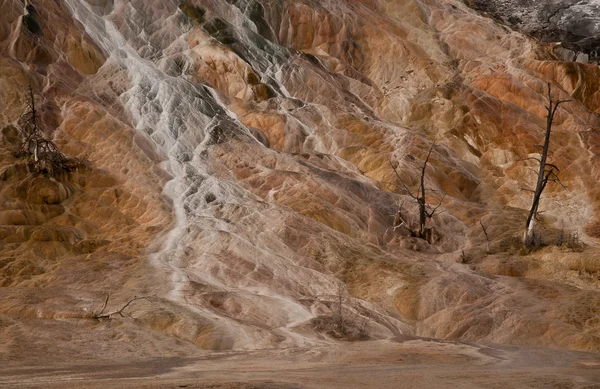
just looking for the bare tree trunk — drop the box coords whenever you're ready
[523,83,569,246]
[27,85,39,162]
[417,144,431,239]
[417,199,426,238]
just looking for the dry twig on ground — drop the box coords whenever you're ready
[93,293,152,320]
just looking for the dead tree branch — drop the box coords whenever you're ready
[94,294,151,320]
[390,200,412,233]
[480,220,490,253]
[97,293,110,316]
[388,159,418,200]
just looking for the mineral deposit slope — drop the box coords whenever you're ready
[0,0,599,364]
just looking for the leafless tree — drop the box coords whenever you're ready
[522,83,570,247]
[17,85,43,160]
[327,284,370,340]
[16,86,85,175]
[389,141,445,243]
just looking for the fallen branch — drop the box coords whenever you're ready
[94,294,151,320]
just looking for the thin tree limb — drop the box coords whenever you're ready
[480,220,489,240]
[98,293,110,316]
[480,220,490,253]
[426,193,446,218]
[388,159,418,200]
[94,295,151,320]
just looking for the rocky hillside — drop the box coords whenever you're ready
[468,0,600,61]
[1,0,600,362]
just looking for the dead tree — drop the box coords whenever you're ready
[335,283,345,335]
[389,141,445,243]
[326,284,370,340]
[16,86,84,175]
[523,83,570,247]
[17,85,42,161]
[93,293,151,320]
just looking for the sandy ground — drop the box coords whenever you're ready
[1,337,599,389]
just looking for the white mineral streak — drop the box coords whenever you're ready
[63,0,406,348]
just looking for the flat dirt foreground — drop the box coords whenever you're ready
[1,337,599,389]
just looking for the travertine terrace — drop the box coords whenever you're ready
[1,0,600,386]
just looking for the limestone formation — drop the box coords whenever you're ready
[0,0,599,367]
